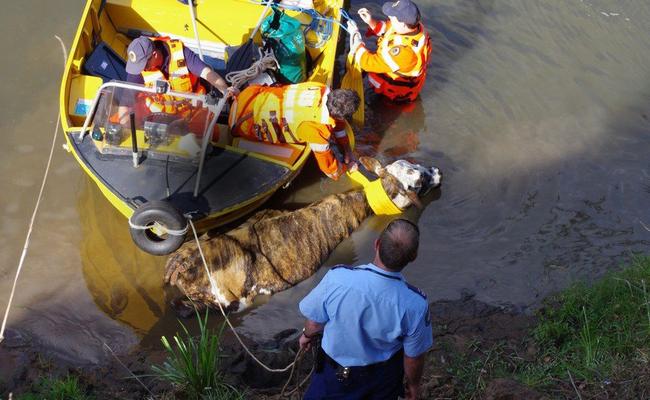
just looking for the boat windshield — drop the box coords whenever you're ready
[86,84,217,164]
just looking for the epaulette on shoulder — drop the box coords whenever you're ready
[405,282,427,300]
[332,264,354,271]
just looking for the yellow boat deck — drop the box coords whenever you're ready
[59,0,347,235]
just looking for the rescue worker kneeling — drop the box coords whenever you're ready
[229,83,360,180]
[348,0,431,103]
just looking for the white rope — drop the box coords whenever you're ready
[225,48,279,90]
[187,219,298,373]
[127,216,188,236]
[0,36,67,343]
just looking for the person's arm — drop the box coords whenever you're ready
[403,353,426,400]
[298,319,324,351]
[298,122,347,179]
[357,8,379,32]
[352,42,418,74]
[115,73,144,125]
[298,271,331,349]
[332,121,357,170]
[184,47,237,97]
[402,301,434,400]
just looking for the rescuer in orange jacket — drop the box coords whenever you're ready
[116,36,237,133]
[229,83,360,180]
[348,0,431,103]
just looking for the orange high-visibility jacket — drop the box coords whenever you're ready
[229,83,350,179]
[140,38,205,116]
[353,20,431,103]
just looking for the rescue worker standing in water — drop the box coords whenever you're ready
[117,36,236,124]
[348,0,431,103]
[229,83,360,180]
[299,219,433,399]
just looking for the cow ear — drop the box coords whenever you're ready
[406,191,423,209]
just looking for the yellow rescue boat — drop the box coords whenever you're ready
[59,0,351,255]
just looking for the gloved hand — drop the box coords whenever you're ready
[347,20,359,36]
[347,21,362,53]
[224,86,239,100]
[357,7,372,25]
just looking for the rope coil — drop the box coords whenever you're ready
[225,48,279,90]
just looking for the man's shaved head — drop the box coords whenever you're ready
[378,219,420,271]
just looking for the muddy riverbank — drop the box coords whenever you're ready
[5,289,647,400]
[0,296,531,399]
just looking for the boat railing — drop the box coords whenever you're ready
[77,80,224,198]
[77,81,219,142]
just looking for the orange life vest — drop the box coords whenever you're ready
[229,83,334,144]
[229,83,350,179]
[368,23,431,103]
[140,38,205,116]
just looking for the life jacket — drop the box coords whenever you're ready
[229,83,334,144]
[140,38,205,116]
[368,23,431,103]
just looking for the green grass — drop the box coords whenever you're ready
[440,256,650,397]
[17,376,91,400]
[150,309,244,400]
[529,256,650,384]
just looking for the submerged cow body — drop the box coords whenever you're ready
[164,158,441,312]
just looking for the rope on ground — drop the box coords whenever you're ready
[0,35,67,343]
[280,346,315,397]
[225,48,279,90]
[103,342,155,397]
[567,369,583,400]
[187,219,302,373]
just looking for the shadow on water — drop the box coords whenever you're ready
[424,0,495,92]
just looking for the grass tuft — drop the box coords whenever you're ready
[150,308,243,400]
[17,375,91,400]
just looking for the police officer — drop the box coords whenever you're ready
[348,0,431,103]
[299,219,433,399]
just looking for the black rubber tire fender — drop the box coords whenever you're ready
[129,201,186,256]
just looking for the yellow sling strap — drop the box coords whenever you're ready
[347,167,402,216]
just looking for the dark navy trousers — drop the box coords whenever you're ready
[304,350,404,399]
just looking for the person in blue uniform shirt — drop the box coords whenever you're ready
[299,219,433,400]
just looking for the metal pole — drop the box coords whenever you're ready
[193,96,228,198]
[187,0,205,61]
[251,0,274,41]
[130,112,139,168]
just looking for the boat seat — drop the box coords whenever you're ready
[231,138,305,166]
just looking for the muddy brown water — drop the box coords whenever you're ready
[1,0,649,364]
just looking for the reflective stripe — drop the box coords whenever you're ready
[172,49,184,59]
[229,100,238,128]
[367,74,381,88]
[142,71,165,84]
[309,142,330,152]
[284,109,294,123]
[393,36,403,45]
[334,129,347,138]
[354,46,367,65]
[381,46,400,72]
[171,66,189,77]
[284,89,296,108]
[416,36,425,50]
[320,88,330,124]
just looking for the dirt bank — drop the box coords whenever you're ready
[2,293,646,399]
[0,294,537,399]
